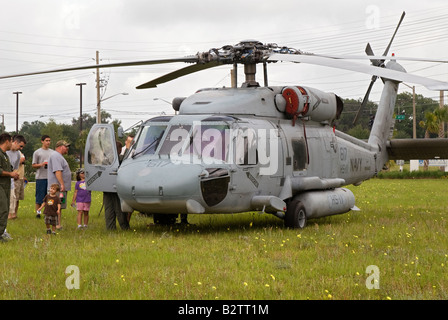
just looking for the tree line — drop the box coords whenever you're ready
[4,92,447,181]
[336,92,448,139]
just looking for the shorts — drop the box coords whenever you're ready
[14,179,25,200]
[9,189,17,213]
[76,202,91,212]
[44,215,59,226]
[35,179,48,204]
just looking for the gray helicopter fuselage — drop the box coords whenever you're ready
[107,84,385,217]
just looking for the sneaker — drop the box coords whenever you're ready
[46,229,51,235]
[36,214,41,219]
[2,231,13,240]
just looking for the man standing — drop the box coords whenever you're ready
[47,140,71,230]
[104,141,130,230]
[0,133,19,242]
[120,134,134,156]
[6,135,26,220]
[32,135,53,218]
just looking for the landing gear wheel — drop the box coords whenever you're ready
[153,214,177,225]
[285,199,307,229]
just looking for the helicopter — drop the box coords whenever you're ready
[2,13,448,228]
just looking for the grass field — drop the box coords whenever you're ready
[1,178,447,300]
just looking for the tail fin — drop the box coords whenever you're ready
[368,61,405,169]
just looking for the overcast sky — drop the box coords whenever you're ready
[1,0,448,131]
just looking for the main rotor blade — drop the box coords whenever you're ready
[0,57,199,80]
[314,53,448,64]
[353,76,376,125]
[383,11,406,57]
[136,61,222,89]
[269,53,448,90]
[352,43,379,125]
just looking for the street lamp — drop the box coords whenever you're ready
[402,83,416,139]
[154,97,177,114]
[13,91,22,133]
[97,92,128,123]
[0,114,4,133]
[153,97,172,105]
[76,83,86,168]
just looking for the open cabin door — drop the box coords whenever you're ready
[84,124,120,192]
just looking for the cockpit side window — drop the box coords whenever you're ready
[188,124,230,163]
[158,125,192,156]
[234,127,258,166]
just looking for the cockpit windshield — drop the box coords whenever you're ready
[129,125,167,158]
[128,121,231,164]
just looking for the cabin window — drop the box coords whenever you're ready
[292,138,307,171]
[87,126,116,166]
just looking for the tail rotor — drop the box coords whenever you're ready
[353,11,406,125]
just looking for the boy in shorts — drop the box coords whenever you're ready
[32,135,52,218]
[37,183,61,235]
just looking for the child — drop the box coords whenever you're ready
[71,168,91,228]
[37,183,61,235]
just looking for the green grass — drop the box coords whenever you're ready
[1,179,447,300]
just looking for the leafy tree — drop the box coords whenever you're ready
[434,107,448,138]
[419,110,441,138]
[347,124,370,139]
[338,98,377,133]
[339,92,442,139]
[394,92,439,138]
[418,107,448,170]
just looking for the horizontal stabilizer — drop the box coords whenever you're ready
[387,138,448,160]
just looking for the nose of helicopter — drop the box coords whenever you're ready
[116,160,205,213]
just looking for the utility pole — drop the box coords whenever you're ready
[76,83,86,168]
[412,86,416,139]
[96,51,101,124]
[0,114,4,133]
[13,91,22,133]
[402,83,416,139]
[440,90,445,138]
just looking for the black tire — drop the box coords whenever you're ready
[153,214,177,225]
[285,199,307,229]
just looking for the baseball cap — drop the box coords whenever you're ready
[55,140,71,148]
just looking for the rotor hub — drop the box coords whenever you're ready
[197,40,302,65]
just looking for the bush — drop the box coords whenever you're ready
[377,169,448,179]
